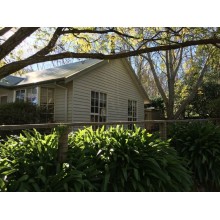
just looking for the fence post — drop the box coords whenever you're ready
[159,121,167,140]
[57,126,71,163]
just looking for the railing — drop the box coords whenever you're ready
[1,119,220,162]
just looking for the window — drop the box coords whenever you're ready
[40,87,54,122]
[90,91,107,123]
[128,100,137,130]
[15,89,25,102]
[0,96,8,104]
[27,87,37,104]
[15,87,38,104]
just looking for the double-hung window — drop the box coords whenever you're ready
[90,91,107,123]
[128,100,137,129]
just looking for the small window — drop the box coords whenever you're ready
[90,91,107,127]
[128,100,137,130]
[0,96,8,104]
[15,89,25,102]
[27,87,37,104]
[15,87,38,104]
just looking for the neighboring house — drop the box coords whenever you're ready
[0,59,149,125]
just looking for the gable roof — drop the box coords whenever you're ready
[17,59,103,86]
[0,59,149,103]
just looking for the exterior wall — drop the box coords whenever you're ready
[0,88,14,104]
[53,82,73,123]
[71,59,145,123]
[67,82,73,122]
[54,86,66,122]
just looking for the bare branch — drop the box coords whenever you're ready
[173,47,183,77]
[144,53,168,104]
[63,27,141,40]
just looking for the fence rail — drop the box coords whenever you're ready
[1,119,220,162]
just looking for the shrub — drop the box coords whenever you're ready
[0,102,41,125]
[0,129,93,192]
[170,122,220,191]
[68,126,192,192]
[0,126,192,192]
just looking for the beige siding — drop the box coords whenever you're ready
[53,82,73,122]
[67,82,73,122]
[54,86,66,122]
[72,59,145,123]
[0,88,14,103]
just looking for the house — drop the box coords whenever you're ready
[0,59,149,125]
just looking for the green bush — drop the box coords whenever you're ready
[68,126,192,192]
[0,126,192,192]
[170,122,220,191]
[0,102,41,125]
[0,129,92,192]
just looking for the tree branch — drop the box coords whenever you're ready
[0,27,12,36]
[0,27,39,60]
[63,27,141,40]
[173,47,183,77]
[0,36,220,79]
[144,53,168,104]
[174,56,210,119]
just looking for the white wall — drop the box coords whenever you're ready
[71,59,145,123]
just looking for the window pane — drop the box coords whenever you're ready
[41,96,47,104]
[27,87,37,104]
[91,91,107,123]
[128,100,137,122]
[40,87,54,122]
[95,106,98,113]
[16,90,20,101]
[41,88,47,95]
[16,90,25,102]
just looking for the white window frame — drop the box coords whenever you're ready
[90,91,107,123]
[128,100,137,129]
[39,87,55,122]
[14,86,39,104]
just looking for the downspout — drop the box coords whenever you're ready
[54,83,68,122]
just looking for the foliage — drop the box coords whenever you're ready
[0,129,93,192]
[68,126,192,192]
[0,27,220,79]
[0,102,41,125]
[0,126,192,192]
[170,122,220,191]
[186,82,220,118]
[145,97,165,111]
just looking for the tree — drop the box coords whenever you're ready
[119,28,220,119]
[0,27,220,80]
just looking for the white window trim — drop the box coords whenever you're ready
[14,87,39,104]
[90,90,108,122]
[128,99,138,121]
